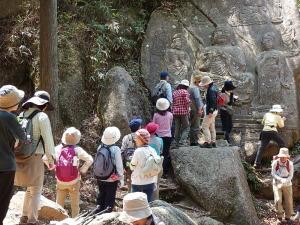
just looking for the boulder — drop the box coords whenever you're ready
[97,66,152,135]
[4,191,68,225]
[170,146,260,225]
[197,217,225,225]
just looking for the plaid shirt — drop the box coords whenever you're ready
[172,89,190,115]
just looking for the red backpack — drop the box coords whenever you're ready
[55,146,79,182]
[217,93,227,107]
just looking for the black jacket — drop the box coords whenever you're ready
[206,83,218,114]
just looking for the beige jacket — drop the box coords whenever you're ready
[262,112,284,132]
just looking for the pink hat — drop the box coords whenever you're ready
[145,122,159,135]
[135,129,150,145]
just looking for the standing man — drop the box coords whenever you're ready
[0,85,26,225]
[199,75,218,148]
[151,71,173,105]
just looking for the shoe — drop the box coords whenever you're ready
[286,218,293,225]
[19,216,28,224]
[211,142,216,148]
[199,142,212,148]
[292,212,300,221]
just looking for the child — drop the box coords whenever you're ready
[271,148,294,224]
[55,127,93,218]
[153,98,173,178]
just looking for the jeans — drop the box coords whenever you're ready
[96,180,118,212]
[273,185,293,219]
[22,185,43,223]
[220,109,233,143]
[0,171,15,225]
[202,110,218,143]
[254,131,285,166]
[132,183,155,202]
[161,137,173,176]
[174,115,189,144]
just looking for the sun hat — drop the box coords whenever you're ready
[270,104,283,113]
[179,79,190,87]
[156,98,170,111]
[62,127,81,145]
[22,90,54,110]
[119,192,152,223]
[0,85,24,109]
[277,148,290,158]
[129,118,143,133]
[135,129,150,145]
[34,90,54,110]
[145,122,159,135]
[160,71,169,79]
[199,75,213,87]
[223,80,236,91]
[101,126,121,145]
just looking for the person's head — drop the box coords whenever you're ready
[22,90,53,111]
[101,126,121,145]
[199,75,213,89]
[176,79,189,90]
[145,122,159,136]
[277,148,290,163]
[262,32,275,51]
[129,118,143,133]
[119,192,152,225]
[0,85,24,112]
[62,127,81,146]
[270,104,283,115]
[191,71,202,85]
[223,80,236,93]
[160,71,169,81]
[135,129,150,147]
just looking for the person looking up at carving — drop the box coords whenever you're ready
[151,71,173,105]
[254,105,286,169]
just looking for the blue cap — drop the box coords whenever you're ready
[160,71,169,79]
[129,118,143,132]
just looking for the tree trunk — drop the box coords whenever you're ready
[39,0,59,134]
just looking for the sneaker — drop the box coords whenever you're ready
[199,142,212,148]
[211,142,217,148]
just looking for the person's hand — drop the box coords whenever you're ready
[208,113,213,118]
[282,117,286,121]
[197,108,203,116]
[48,163,56,171]
[280,178,287,184]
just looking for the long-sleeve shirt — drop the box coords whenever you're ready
[189,85,203,109]
[153,112,173,137]
[154,80,173,104]
[205,83,218,115]
[121,133,136,154]
[0,110,26,171]
[55,144,94,185]
[271,159,294,187]
[262,112,285,132]
[172,89,190,115]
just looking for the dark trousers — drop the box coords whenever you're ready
[0,171,15,225]
[161,137,173,176]
[189,106,201,144]
[132,183,155,202]
[220,109,233,143]
[96,180,118,212]
[174,115,189,144]
[254,131,285,165]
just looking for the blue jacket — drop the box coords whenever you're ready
[206,83,218,114]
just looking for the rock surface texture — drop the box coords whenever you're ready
[170,146,260,225]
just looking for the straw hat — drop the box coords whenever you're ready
[145,122,159,135]
[62,127,81,145]
[101,126,121,145]
[199,75,213,87]
[0,85,24,109]
[270,104,283,113]
[277,148,290,158]
[22,90,54,110]
[179,79,190,87]
[119,192,152,223]
[156,98,170,111]
[135,129,150,145]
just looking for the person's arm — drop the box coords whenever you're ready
[114,147,124,182]
[6,113,26,141]
[261,114,266,125]
[166,83,173,104]
[286,161,294,183]
[159,138,164,155]
[153,114,157,123]
[169,112,173,128]
[271,160,284,182]
[193,88,204,109]
[120,135,128,153]
[77,147,94,174]
[185,91,191,105]
[39,113,55,164]
[130,149,140,170]
[277,116,285,128]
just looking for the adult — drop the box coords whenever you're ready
[172,80,190,147]
[199,75,218,148]
[130,129,158,202]
[15,90,56,225]
[152,71,173,104]
[220,80,237,144]
[188,72,203,146]
[254,105,286,169]
[0,85,26,225]
[119,192,165,225]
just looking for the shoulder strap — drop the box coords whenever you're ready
[275,161,280,171]
[286,160,290,172]
[27,110,41,120]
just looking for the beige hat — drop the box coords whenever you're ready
[270,104,283,113]
[0,85,24,109]
[179,79,190,87]
[156,98,170,111]
[277,148,290,158]
[62,127,81,145]
[199,75,213,87]
[22,90,54,110]
[101,126,121,145]
[119,192,152,223]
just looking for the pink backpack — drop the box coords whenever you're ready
[55,146,79,182]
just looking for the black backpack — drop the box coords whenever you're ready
[121,134,136,166]
[93,144,116,180]
[151,82,167,105]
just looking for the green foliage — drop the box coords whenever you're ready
[290,140,300,157]
[242,160,262,193]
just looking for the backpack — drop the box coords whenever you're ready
[15,110,43,159]
[151,82,167,105]
[94,144,116,180]
[55,145,79,182]
[142,148,163,177]
[217,92,227,107]
[122,134,136,165]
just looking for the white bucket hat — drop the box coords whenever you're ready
[62,127,81,145]
[156,98,170,111]
[0,85,24,109]
[277,147,290,158]
[179,79,190,87]
[199,75,213,87]
[119,192,152,223]
[22,90,54,110]
[101,126,121,145]
[270,104,283,113]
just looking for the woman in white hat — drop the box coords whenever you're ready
[119,192,165,225]
[254,105,286,169]
[153,98,173,178]
[0,85,26,225]
[15,90,56,225]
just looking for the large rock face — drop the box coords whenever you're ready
[170,146,260,225]
[97,66,152,135]
[141,0,300,144]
